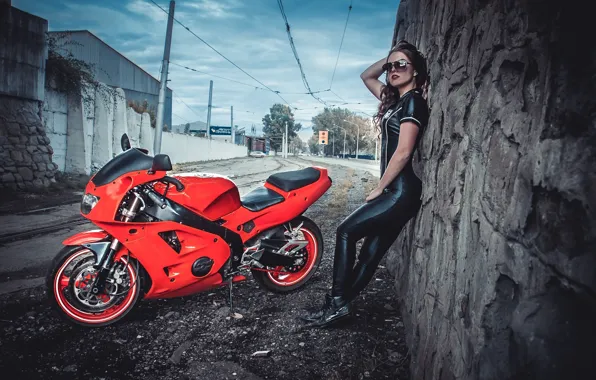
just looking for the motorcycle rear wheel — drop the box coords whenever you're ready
[251,216,324,293]
[46,245,142,327]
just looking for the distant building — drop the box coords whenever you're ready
[171,122,246,145]
[171,120,207,134]
[47,30,172,131]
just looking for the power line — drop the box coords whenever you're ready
[148,0,292,108]
[172,112,191,123]
[170,62,267,90]
[173,92,204,119]
[276,0,329,106]
[330,89,347,103]
[171,62,333,96]
[329,0,353,89]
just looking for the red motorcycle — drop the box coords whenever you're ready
[46,134,331,327]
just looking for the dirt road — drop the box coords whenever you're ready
[0,157,409,380]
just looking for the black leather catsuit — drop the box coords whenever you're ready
[331,88,429,300]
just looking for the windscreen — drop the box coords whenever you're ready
[91,148,154,186]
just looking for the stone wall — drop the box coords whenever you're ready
[0,96,58,190]
[385,1,596,379]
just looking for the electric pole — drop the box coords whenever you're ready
[356,124,359,159]
[284,121,288,158]
[153,0,175,155]
[231,105,234,144]
[343,129,346,159]
[206,80,213,139]
[375,138,378,161]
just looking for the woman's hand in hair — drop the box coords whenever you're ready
[360,57,387,101]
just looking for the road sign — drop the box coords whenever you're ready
[210,126,232,136]
[318,130,328,145]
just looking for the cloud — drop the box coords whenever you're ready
[126,0,166,22]
[17,0,398,133]
[182,0,244,19]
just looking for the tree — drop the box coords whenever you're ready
[289,135,306,155]
[311,108,374,157]
[308,134,321,155]
[262,104,302,152]
[184,123,190,134]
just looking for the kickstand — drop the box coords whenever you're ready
[228,277,234,313]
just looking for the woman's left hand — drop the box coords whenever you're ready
[366,187,384,202]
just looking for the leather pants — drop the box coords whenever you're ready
[331,171,422,300]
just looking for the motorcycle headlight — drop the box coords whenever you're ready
[81,193,100,215]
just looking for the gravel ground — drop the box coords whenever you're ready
[0,162,410,380]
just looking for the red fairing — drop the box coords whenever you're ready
[83,169,166,223]
[220,167,332,242]
[92,220,231,299]
[153,173,241,221]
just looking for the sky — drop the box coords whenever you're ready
[14,0,399,142]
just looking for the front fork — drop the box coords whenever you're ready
[91,192,144,295]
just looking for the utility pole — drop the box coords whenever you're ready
[356,124,359,159]
[332,130,335,157]
[375,138,378,161]
[284,121,288,158]
[206,80,213,139]
[343,129,346,159]
[230,106,234,144]
[153,0,175,155]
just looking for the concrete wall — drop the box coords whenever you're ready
[161,133,247,164]
[47,31,172,131]
[43,88,68,171]
[0,4,57,191]
[0,4,47,101]
[45,84,247,174]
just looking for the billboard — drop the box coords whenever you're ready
[210,126,232,136]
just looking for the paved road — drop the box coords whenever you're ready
[0,157,312,294]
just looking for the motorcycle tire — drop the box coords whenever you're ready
[251,215,324,293]
[46,245,142,328]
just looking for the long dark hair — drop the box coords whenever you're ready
[373,40,430,128]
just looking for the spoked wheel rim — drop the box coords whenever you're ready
[267,228,318,287]
[53,249,138,325]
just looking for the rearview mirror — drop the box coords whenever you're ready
[121,134,131,151]
[152,154,172,171]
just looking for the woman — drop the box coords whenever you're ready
[301,40,430,328]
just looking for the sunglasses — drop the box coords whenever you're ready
[382,59,412,72]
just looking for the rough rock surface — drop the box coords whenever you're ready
[386,1,596,379]
[0,95,58,191]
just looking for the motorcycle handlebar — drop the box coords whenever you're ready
[162,176,185,191]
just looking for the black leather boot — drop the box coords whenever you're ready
[300,294,352,327]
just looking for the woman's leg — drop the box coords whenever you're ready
[331,192,400,298]
[301,192,399,326]
[347,194,422,300]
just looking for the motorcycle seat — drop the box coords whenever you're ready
[241,186,285,212]
[266,167,321,192]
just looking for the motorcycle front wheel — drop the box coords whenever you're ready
[46,245,142,327]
